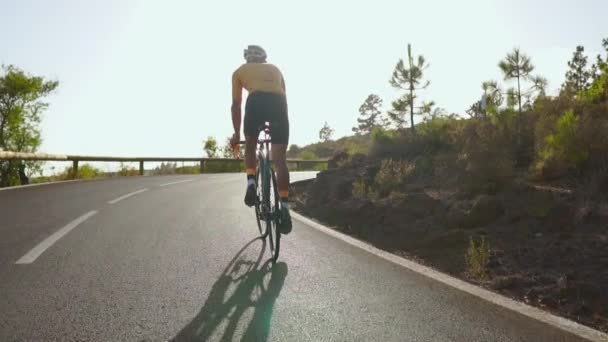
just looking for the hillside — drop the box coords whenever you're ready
[288,133,373,160]
[292,41,608,332]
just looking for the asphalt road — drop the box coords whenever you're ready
[0,173,596,341]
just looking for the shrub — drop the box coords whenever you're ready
[534,110,587,177]
[371,127,394,145]
[59,163,104,180]
[579,72,608,104]
[459,119,515,191]
[313,163,328,171]
[176,166,200,174]
[204,160,245,173]
[301,151,319,160]
[373,159,415,197]
[465,236,490,280]
[417,116,460,151]
[352,178,368,200]
[118,163,138,176]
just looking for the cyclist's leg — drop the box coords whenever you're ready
[268,93,291,233]
[271,144,289,201]
[272,143,292,234]
[245,136,257,171]
[243,135,258,207]
[243,94,263,207]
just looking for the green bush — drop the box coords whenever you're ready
[176,166,200,174]
[301,151,319,160]
[352,178,368,200]
[57,164,105,180]
[535,110,587,177]
[371,127,394,145]
[204,160,245,173]
[418,117,460,151]
[118,163,138,177]
[580,72,608,104]
[313,163,328,171]
[459,119,516,191]
[373,159,415,197]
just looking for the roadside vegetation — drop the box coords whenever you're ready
[292,38,608,332]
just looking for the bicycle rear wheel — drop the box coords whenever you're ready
[266,168,281,262]
[254,167,267,237]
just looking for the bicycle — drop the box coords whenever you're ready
[235,122,281,262]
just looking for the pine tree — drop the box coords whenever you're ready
[389,44,430,131]
[498,48,535,115]
[563,46,591,93]
[319,122,334,142]
[353,94,385,134]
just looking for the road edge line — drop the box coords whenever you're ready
[291,211,608,342]
[15,210,99,264]
[0,179,85,191]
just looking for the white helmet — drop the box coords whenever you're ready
[243,45,267,62]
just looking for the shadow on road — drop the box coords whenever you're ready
[171,237,288,342]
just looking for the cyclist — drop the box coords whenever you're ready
[230,45,292,234]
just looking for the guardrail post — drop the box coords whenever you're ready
[72,160,79,179]
[139,161,144,176]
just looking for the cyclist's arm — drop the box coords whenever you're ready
[231,71,242,137]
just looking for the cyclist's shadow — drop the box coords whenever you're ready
[171,237,288,342]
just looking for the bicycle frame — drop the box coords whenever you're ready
[235,122,280,261]
[257,125,273,179]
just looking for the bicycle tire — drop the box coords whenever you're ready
[267,168,281,262]
[254,167,266,237]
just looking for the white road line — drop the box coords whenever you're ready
[291,211,608,342]
[159,179,194,187]
[15,211,98,264]
[0,179,84,192]
[107,188,148,204]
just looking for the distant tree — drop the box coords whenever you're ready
[467,80,504,118]
[466,101,484,119]
[563,46,591,94]
[203,136,219,157]
[591,38,608,81]
[506,87,518,111]
[353,94,386,134]
[301,151,318,161]
[0,65,58,186]
[529,75,548,101]
[389,43,430,132]
[498,48,534,115]
[420,101,447,121]
[482,80,504,109]
[319,121,334,142]
[220,136,244,158]
[387,96,410,129]
[288,144,302,158]
[530,75,548,96]
[155,162,177,175]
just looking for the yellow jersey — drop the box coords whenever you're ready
[232,63,285,103]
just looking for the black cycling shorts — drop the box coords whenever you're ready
[244,91,289,144]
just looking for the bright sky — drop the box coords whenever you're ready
[1,0,606,158]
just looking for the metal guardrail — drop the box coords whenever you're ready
[0,151,328,179]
